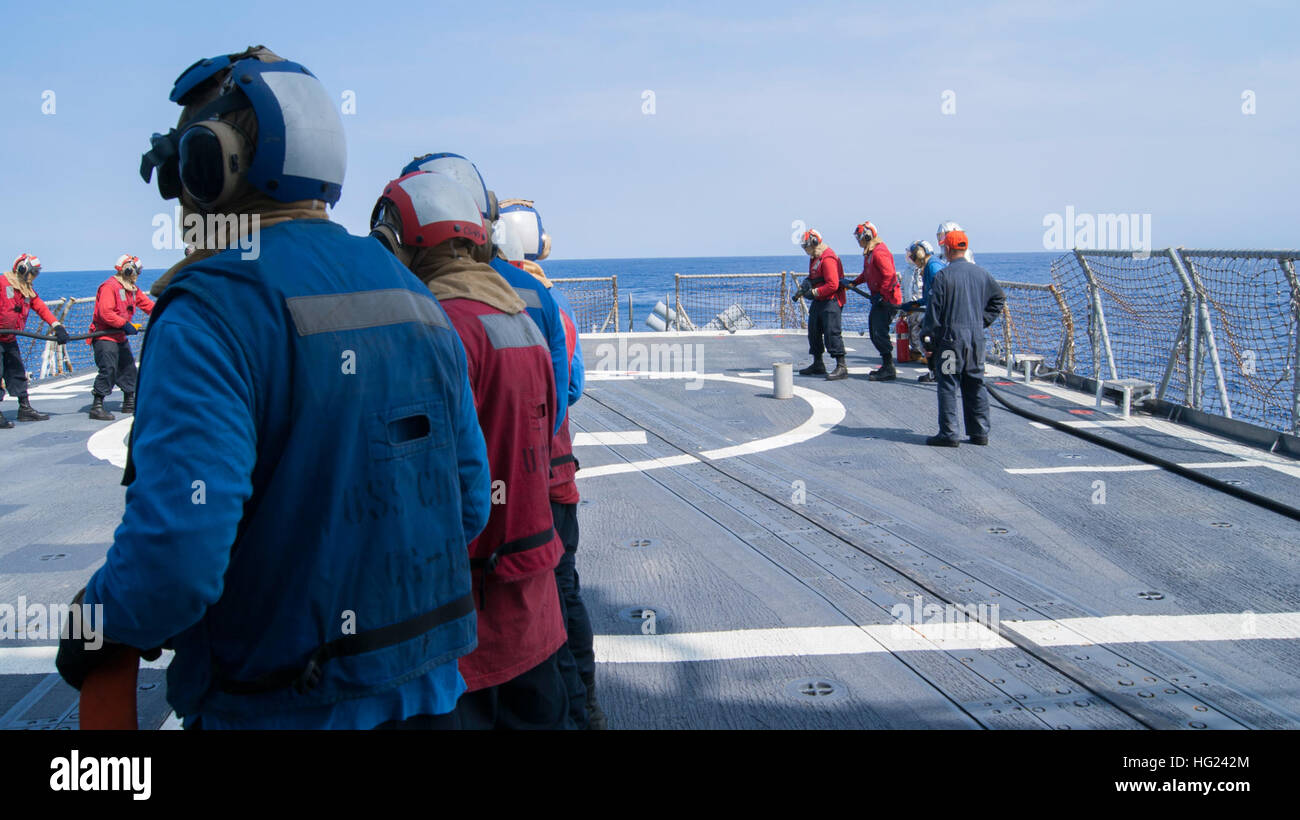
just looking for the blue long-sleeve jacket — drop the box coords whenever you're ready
[85,220,491,728]
[490,256,569,431]
[914,257,944,309]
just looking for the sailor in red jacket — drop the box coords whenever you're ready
[1,254,66,427]
[371,170,572,730]
[850,221,903,381]
[794,229,849,380]
[87,255,154,421]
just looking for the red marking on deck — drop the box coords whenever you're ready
[1068,409,1095,415]
[994,381,1015,386]
[1028,394,1051,399]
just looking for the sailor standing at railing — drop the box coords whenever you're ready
[0,254,65,427]
[86,255,154,421]
[794,229,849,381]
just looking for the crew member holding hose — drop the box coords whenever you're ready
[923,230,1005,447]
[794,229,848,381]
[87,254,154,421]
[849,221,902,381]
[1,254,65,427]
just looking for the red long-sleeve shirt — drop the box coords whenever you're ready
[89,276,155,344]
[1,280,59,343]
[852,243,902,305]
[809,248,847,307]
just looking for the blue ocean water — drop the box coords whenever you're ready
[31,252,1062,304]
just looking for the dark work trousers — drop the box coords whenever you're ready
[552,500,594,727]
[807,299,845,358]
[0,340,28,401]
[92,339,138,398]
[868,301,897,364]
[935,333,991,441]
[453,650,575,730]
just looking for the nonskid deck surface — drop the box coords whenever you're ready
[1,332,1298,729]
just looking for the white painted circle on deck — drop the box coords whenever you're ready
[87,416,134,469]
[579,371,846,478]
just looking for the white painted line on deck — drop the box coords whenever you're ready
[24,373,98,398]
[572,431,647,447]
[1005,460,1264,475]
[1028,419,1142,429]
[1008,612,1300,647]
[593,611,1300,663]
[86,416,133,469]
[578,372,845,478]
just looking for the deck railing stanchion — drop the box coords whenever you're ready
[1281,258,1300,435]
[1175,251,1233,418]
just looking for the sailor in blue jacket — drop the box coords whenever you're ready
[56,47,491,729]
[901,240,945,383]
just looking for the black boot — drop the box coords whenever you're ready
[825,355,849,381]
[586,691,608,730]
[89,395,115,422]
[16,395,49,421]
[798,356,827,376]
[868,353,897,381]
[121,393,136,414]
[0,409,11,429]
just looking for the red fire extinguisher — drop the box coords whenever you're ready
[895,315,910,363]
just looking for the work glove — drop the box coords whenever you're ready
[869,294,883,308]
[792,281,813,302]
[121,323,139,336]
[56,588,162,691]
[52,324,69,345]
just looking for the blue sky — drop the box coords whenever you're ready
[2,0,1297,269]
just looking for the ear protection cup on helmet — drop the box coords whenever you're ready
[485,189,500,223]
[178,119,252,211]
[537,233,551,261]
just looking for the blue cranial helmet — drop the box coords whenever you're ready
[141,51,347,208]
[401,153,498,222]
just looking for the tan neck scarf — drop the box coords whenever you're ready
[4,270,35,299]
[409,244,526,315]
[517,259,553,289]
[149,193,329,297]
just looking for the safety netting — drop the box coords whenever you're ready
[1178,252,1299,431]
[673,273,793,332]
[550,277,621,333]
[985,282,1076,374]
[1050,251,1192,404]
